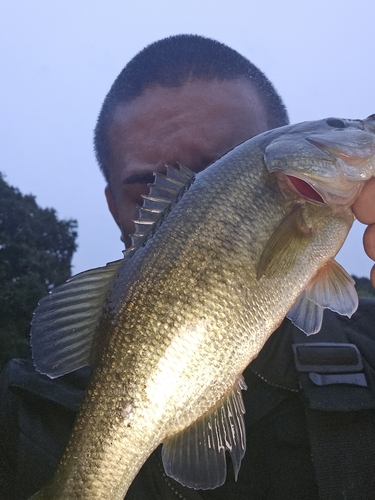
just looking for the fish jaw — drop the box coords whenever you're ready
[264,115,375,211]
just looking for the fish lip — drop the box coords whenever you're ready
[363,114,375,134]
[306,138,372,166]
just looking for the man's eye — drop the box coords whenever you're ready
[134,185,151,207]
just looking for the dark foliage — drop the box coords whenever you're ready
[353,275,375,298]
[0,173,77,370]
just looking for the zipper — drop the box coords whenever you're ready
[154,450,188,500]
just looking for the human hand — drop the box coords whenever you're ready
[352,177,375,287]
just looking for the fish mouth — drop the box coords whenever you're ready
[276,171,364,211]
[264,117,375,212]
[286,176,325,204]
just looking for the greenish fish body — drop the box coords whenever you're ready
[30,115,375,499]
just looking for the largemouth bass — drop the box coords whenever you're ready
[30,115,375,499]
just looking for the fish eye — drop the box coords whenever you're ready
[326,117,346,128]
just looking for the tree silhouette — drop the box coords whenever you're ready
[0,173,77,370]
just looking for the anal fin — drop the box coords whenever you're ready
[162,377,247,490]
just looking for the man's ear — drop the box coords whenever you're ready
[105,186,121,228]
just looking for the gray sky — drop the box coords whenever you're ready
[1,0,375,276]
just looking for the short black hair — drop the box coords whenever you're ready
[94,34,289,183]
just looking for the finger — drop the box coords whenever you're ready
[371,265,375,288]
[363,224,375,261]
[353,177,375,224]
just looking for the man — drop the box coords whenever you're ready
[1,35,375,499]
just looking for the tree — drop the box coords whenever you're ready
[0,173,78,370]
[353,275,375,298]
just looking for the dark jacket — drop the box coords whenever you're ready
[2,299,375,499]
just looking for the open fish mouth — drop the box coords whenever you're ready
[277,171,365,211]
[286,175,325,204]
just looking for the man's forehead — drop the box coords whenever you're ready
[106,78,269,186]
[111,78,267,127]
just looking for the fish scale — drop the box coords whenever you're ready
[30,116,375,498]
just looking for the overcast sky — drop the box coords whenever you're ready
[1,0,375,277]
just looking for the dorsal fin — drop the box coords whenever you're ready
[126,163,195,256]
[31,259,124,378]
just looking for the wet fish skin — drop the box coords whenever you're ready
[29,115,375,499]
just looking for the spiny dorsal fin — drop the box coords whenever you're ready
[31,259,123,378]
[126,163,195,256]
[162,377,247,490]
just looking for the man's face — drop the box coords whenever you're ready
[105,78,270,246]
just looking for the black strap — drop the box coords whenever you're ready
[293,335,375,499]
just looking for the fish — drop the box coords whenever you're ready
[29,115,375,499]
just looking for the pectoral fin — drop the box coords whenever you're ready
[257,205,311,279]
[162,377,247,490]
[287,258,358,335]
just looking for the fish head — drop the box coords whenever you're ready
[264,114,375,211]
